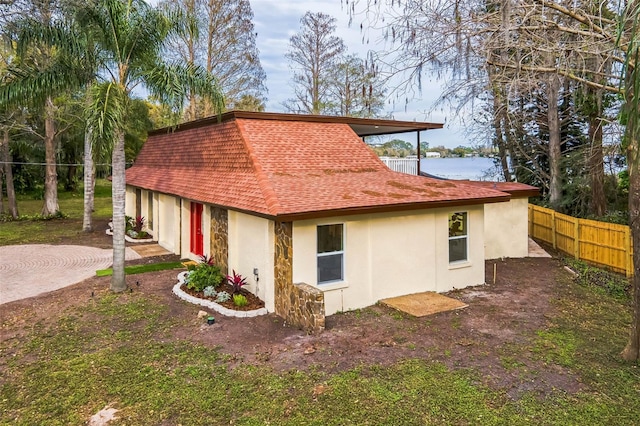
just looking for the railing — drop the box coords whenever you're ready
[380,157,419,175]
[528,204,633,277]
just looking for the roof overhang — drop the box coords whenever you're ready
[149,110,443,138]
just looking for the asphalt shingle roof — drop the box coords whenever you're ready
[126,112,512,220]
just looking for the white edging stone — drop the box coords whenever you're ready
[105,228,154,243]
[173,271,268,318]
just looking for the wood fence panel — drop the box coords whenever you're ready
[578,219,628,274]
[530,206,554,245]
[528,204,633,276]
[555,213,577,256]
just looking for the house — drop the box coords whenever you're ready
[125,111,537,333]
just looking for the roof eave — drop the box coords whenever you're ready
[148,110,443,138]
[272,195,511,222]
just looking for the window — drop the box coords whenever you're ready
[449,212,468,263]
[317,224,344,284]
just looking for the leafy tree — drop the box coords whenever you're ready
[1,0,74,216]
[160,0,266,117]
[285,11,345,114]
[327,54,385,118]
[2,0,224,292]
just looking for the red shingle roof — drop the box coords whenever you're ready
[126,112,511,220]
[457,181,539,198]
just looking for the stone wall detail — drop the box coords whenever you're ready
[210,207,229,276]
[274,221,325,334]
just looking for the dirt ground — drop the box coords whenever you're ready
[2,228,580,399]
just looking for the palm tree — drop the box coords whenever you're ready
[2,0,223,292]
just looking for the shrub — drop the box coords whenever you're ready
[125,216,149,238]
[185,263,224,292]
[203,286,217,298]
[227,270,248,294]
[233,294,248,307]
[215,291,231,303]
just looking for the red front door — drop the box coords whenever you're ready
[190,202,204,256]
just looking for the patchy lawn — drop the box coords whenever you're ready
[1,256,638,425]
[0,180,113,248]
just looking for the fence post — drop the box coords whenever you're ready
[625,226,633,278]
[551,210,557,249]
[574,218,580,259]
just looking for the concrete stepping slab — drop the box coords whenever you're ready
[380,291,468,317]
[129,243,173,258]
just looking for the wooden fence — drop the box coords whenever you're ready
[528,204,633,276]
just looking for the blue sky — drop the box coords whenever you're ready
[150,0,467,148]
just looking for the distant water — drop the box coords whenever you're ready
[420,157,501,181]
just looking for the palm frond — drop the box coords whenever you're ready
[0,56,90,109]
[143,61,224,115]
[88,81,127,150]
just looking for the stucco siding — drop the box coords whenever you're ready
[228,211,275,312]
[125,186,136,218]
[484,198,529,259]
[293,207,486,315]
[434,205,485,292]
[158,193,180,254]
[180,201,190,259]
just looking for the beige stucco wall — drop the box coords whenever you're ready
[124,186,156,238]
[125,186,136,218]
[140,190,153,236]
[292,205,486,315]
[228,211,275,312]
[484,197,529,259]
[157,193,181,254]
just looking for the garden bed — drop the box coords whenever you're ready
[173,271,267,318]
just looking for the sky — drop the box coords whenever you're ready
[149,0,467,148]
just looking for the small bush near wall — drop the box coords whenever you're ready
[185,257,224,292]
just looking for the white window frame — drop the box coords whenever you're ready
[317,223,345,285]
[448,212,469,264]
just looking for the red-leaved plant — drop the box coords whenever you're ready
[199,254,216,266]
[227,270,248,294]
[134,216,145,232]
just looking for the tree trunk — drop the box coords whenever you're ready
[588,103,606,217]
[622,60,640,360]
[65,164,77,191]
[110,129,127,292]
[0,166,4,214]
[491,82,512,182]
[2,128,18,218]
[547,74,562,209]
[41,96,59,216]
[82,127,94,232]
[622,128,640,361]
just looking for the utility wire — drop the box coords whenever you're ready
[0,161,132,166]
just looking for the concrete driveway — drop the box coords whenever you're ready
[0,244,141,304]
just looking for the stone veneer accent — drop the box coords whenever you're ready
[274,221,325,334]
[210,207,229,275]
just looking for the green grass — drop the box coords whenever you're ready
[96,261,185,277]
[0,180,112,246]
[1,273,639,425]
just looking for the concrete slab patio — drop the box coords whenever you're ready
[380,292,469,317]
[0,244,141,304]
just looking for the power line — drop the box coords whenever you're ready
[0,161,132,167]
